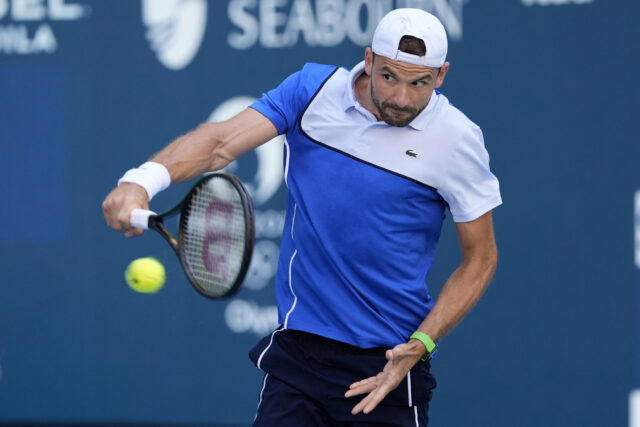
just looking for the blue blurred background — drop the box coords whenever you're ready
[1,0,638,426]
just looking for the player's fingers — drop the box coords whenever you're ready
[348,376,377,390]
[345,381,377,397]
[102,199,121,230]
[116,200,145,230]
[103,203,133,232]
[350,370,400,414]
[363,391,386,414]
[124,228,144,238]
[350,391,376,415]
[116,210,135,231]
[103,185,149,232]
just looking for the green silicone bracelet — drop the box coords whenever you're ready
[410,331,437,361]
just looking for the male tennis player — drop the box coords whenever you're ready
[103,8,500,426]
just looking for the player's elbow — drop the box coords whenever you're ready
[481,242,498,285]
[463,240,498,284]
[197,122,235,171]
[210,149,235,171]
[479,236,497,266]
[487,246,498,282]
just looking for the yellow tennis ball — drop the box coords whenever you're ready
[125,257,166,293]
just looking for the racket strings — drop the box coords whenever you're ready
[180,177,248,296]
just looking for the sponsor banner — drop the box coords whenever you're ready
[0,0,91,55]
[142,0,207,70]
[144,0,466,70]
[227,0,466,47]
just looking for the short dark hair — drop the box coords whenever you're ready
[398,35,426,57]
[371,35,440,73]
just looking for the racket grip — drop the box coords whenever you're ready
[130,208,156,230]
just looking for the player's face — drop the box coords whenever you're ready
[365,48,449,127]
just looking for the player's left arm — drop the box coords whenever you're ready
[416,210,498,341]
[346,211,498,414]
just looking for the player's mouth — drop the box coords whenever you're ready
[384,104,417,117]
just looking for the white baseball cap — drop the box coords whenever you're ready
[371,8,448,68]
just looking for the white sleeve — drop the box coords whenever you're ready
[437,125,502,223]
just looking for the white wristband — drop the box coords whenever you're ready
[117,161,171,201]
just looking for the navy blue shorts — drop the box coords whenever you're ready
[249,327,437,426]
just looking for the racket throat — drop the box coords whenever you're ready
[150,217,179,252]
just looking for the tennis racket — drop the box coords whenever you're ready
[130,172,255,299]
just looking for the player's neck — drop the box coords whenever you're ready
[354,73,382,121]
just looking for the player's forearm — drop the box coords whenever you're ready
[151,122,233,184]
[418,247,497,342]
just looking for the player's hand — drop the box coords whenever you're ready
[102,183,149,237]
[345,340,424,415]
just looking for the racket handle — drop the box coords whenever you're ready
[130,208,157,230]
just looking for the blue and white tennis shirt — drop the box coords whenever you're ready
[250,62,502,349]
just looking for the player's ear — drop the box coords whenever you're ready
[434,61,450,88]
[364,47,374,75]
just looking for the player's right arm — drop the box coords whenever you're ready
[102,108,278,236]
[152,108,278,183]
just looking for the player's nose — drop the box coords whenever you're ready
[391,86,411,108]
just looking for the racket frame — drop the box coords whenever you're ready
[147,173,255,299]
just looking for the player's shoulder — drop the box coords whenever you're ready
[288,63,346,100]
[272,63,341,102]
[298,62,342,80]
[433,92,483,141]
[434,92,479,129]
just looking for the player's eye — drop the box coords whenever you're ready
[383,73,393,81]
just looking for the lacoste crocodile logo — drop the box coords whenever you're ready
[405,150,418,158]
